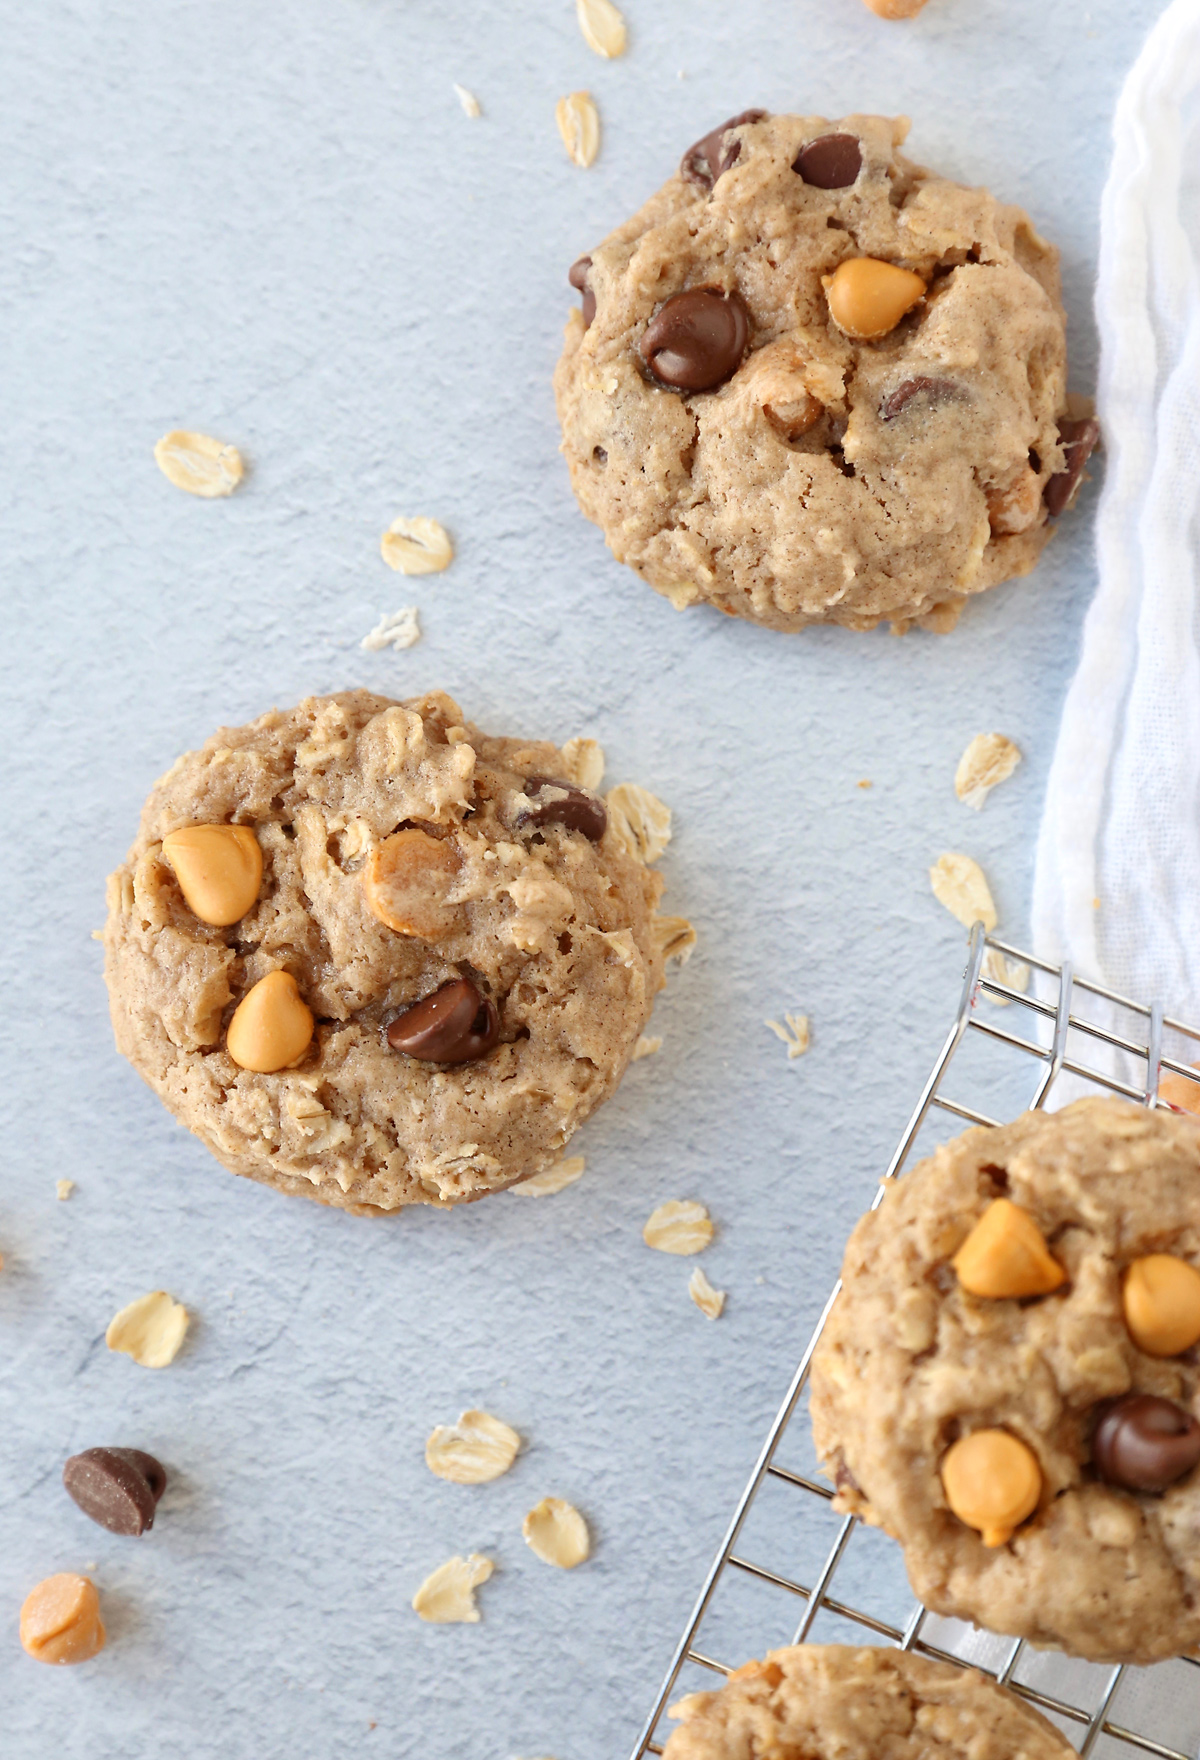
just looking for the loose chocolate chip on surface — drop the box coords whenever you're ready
[1092,1393,1200,1493]
[792,133,863,189]
[568,255,596,329]
[680,109,767,188]
[640,288,750,392]
[387,977,500,1064]
[879,376,963,421]
[1044,416,1100,516]
[63,1447,167,1536]
[518,775,607,841]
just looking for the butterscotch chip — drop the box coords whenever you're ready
[607,784,672,864]
[153,431,243,498]
[511,1156,586,1197]
[411,1554,493,1623]
[522,1498,590,1568]
[556,92,600,168]
[380,516,453,575]
[105,1290,190,1368]
[20,1574,105,1665]
[425,1410,521,1483]
[644,1199,713,1255]
[361,827,462,939]
[929,852,997,931]
[955,733,1022,809]
[688,1266,726,1319]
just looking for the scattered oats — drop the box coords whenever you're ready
[153,431,243,498]
[511,1156,586,1197]
[425,1410,520,1484]
[559,736,605,791]
[411,1554,494,1624]
[607,783,671,864]
[766,1012,810,1060]
[653,913,696,964]
[453,83,481,118]
[688,1266,726,1320]
[632,1034,662,1060]
[930,852,997,932]
[955,733,1022,810]
[380,515,453,575]
[981,947,1031,1005]
[522,1498,590,1569]
[361,607,421,652]
[105,1290,190,1368]
[857,779,873,789]
[1093,896,1102,909]
[55,1180,75,1202]
[577,0,627,57]
[644,1199,713,1256]
[556,91,601,168]
[755,1275,766,1285]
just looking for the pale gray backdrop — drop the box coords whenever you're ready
[0,1,1163,1756]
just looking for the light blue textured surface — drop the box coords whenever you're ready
[0,1,1162,1755]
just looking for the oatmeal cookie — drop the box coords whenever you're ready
[555,112,1096,633]
[662,1645,1075,1760]
[103,691,668,1212]
[810,1098,1200,1661]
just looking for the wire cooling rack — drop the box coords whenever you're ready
[632,925,1200,1760]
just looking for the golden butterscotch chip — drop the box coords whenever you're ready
[425,1410,521,1483]
[411,1554,494,1623]
[644,1199,713,1255]
[929,852,997,931]
[688,1266,726,1319]
[577,0,626,56]
[607,784,671,864]
[380,516,453,575]
[1123,1255,1200,1357]
[226,970,313,1073]
[955,734,1022,810]
[823,258,926,340]
[153,430,243,498]
[941,1429,1042,1547]
[953,1199,1065,1299]
[556,91,601,168]
[20,1574,105,1665]
[522,1498,590,1568]
[511,1156,586,1197]
[362,828,462,938]
[162,823,263,926]
[106,1290,190,1367]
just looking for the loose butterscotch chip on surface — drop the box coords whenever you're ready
[20,1574,106,1665]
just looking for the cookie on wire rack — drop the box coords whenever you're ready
[662,1644,1075,1760]
[810,1096,1200,1663]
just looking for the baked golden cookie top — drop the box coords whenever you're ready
[663,1645,1075,1760]
[555,112,1093,634]
[810,1098,1200,1662]
[103,690,668,1212]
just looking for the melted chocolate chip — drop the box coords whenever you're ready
[792,133,863,190]
[63,1448,167,1536]
[569,255,596,329]
[518,775,607,842]
[1044,417,1100,516]
[640,288,750,392]
[879,377,963,421]
[1092,1393,1200,1493]
[680,109,768,188]
[387,978,500,1064]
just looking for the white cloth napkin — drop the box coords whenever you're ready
[1032,0,1200,1019]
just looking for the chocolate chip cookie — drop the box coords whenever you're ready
[555,112,1094,633]
[809,1098,1200,1662]
[662,1645,1075,1760]
[103,691,670,1212]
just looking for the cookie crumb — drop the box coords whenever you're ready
[930,853,998,932]
[766,1013,810,1060]
[411,1554,493,1624]
[556,91,600,168]
[522,1498,590,1568]
[453,83,481,118]
[425,1410,520,1483]
[689,1266,726,1319]
[644,1199,713,1255]
[380,516,453,575]
[632,1034,662,1060]
[955,734,1022,810]
[577,0,626,58]
[511,1156,585,1197]
[105,1291,190,1369]
[56,1180,75,1202]
[361,607,421,652]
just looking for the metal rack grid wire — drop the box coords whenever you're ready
[632,924,1200,1760]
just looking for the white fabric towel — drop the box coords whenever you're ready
[1032,0,1200,1019]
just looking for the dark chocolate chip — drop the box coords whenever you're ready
[680,109,768,188]
[387,977,500,1064]
[62,1447,167,1536]
[1092,1393,1200,1494]
[518,775,607,841]
[1044,416,1100,516]
[792,133,863,190]
[640,288,750,392]
[569,255,596,329]
[879,377,963,421]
